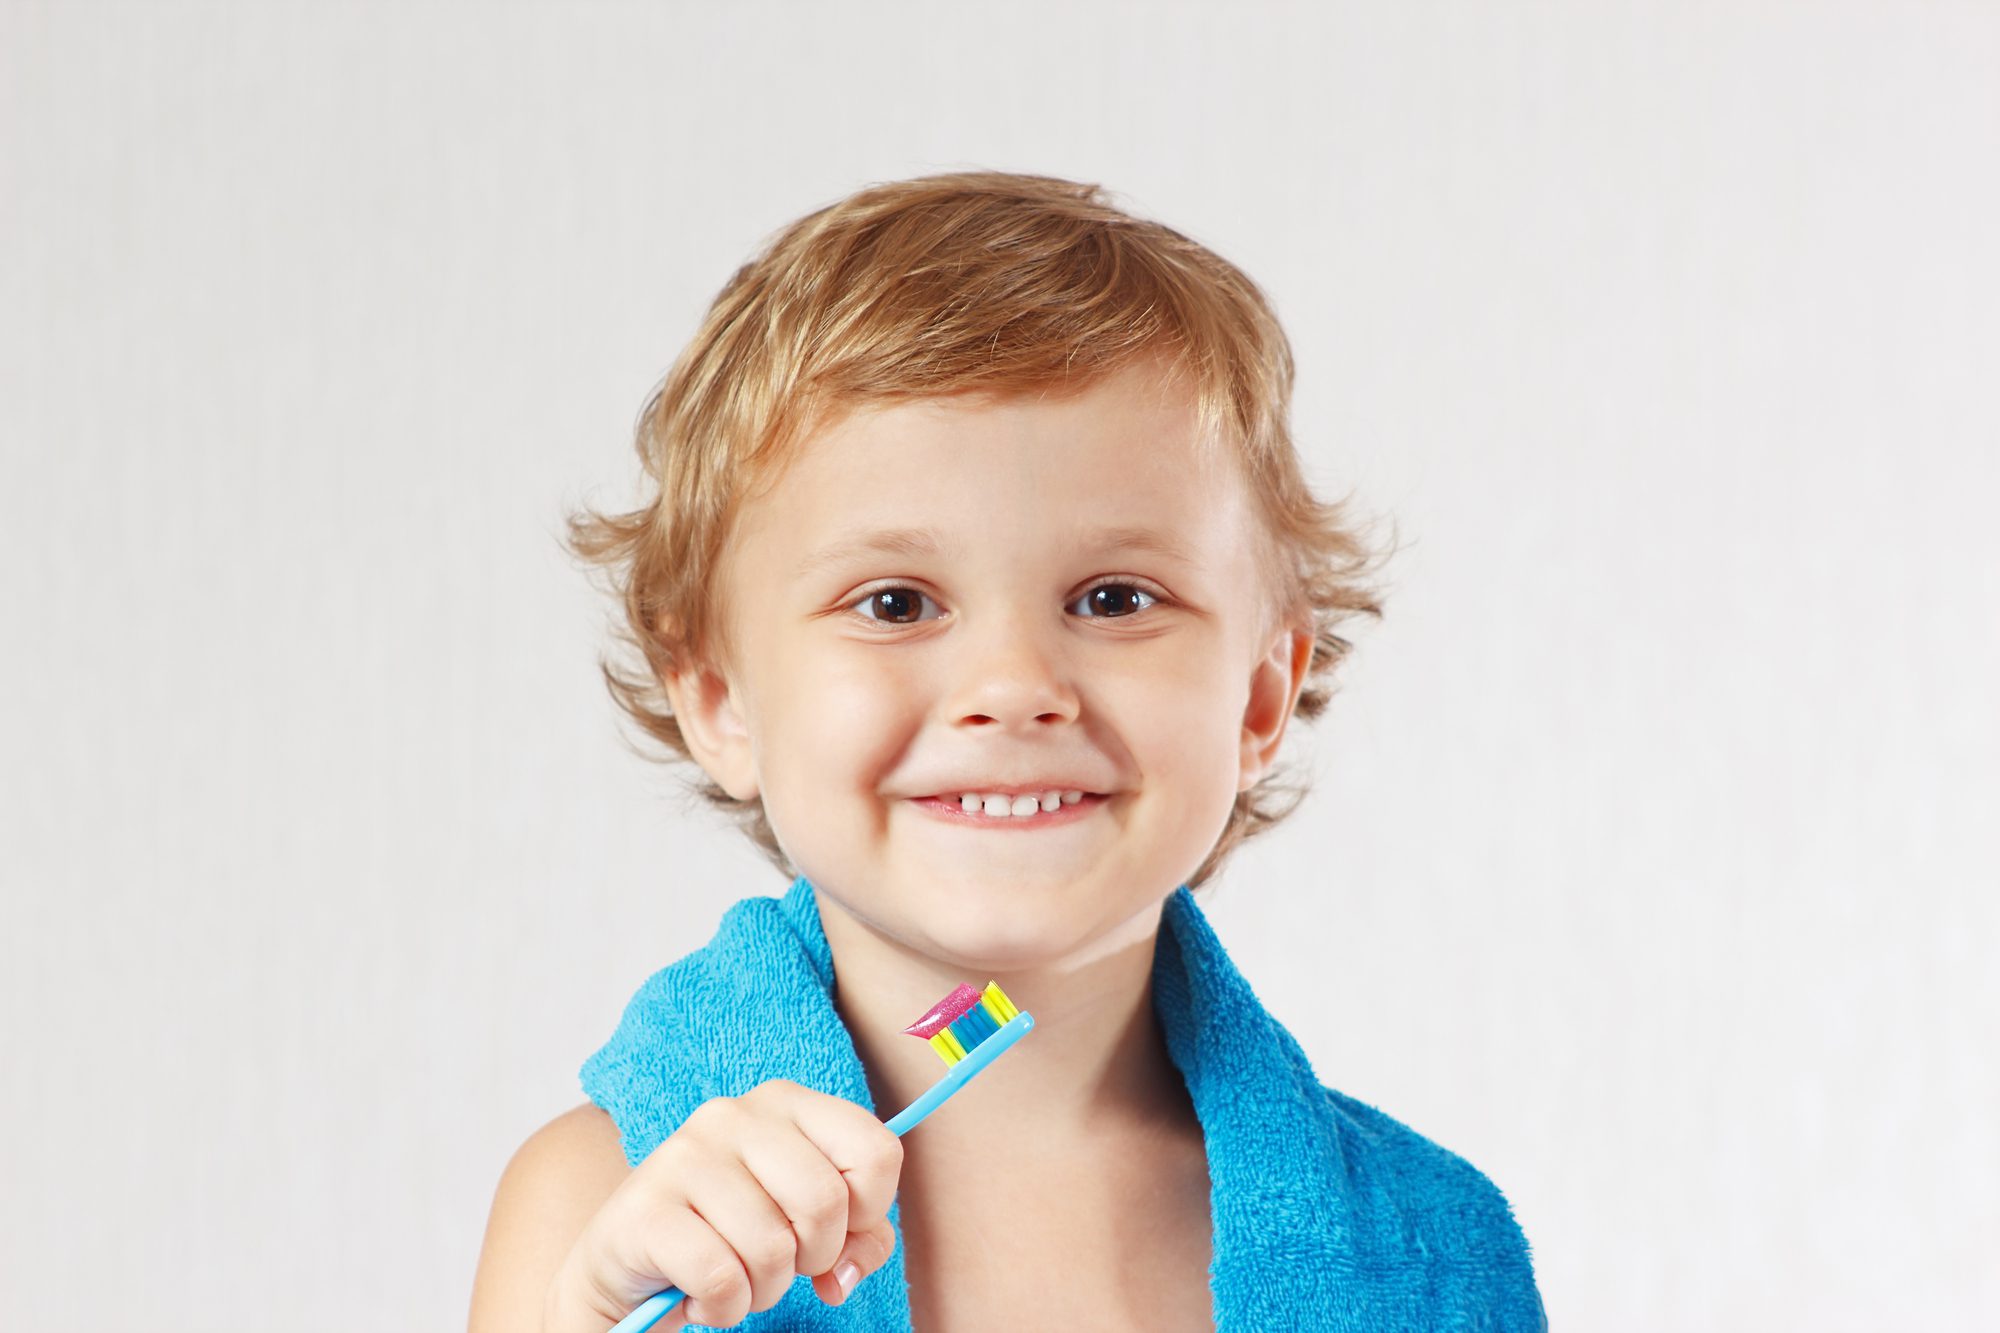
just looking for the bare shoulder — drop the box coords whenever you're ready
[467,1102,633,1333]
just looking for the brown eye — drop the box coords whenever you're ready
[1070,583,1158,618]
[853,586,940,625]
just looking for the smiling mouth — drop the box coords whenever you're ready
[907,792,1110,827]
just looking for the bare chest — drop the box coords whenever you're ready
[897,1139,1216,1331]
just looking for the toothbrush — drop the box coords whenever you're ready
[607,980,1035,1333]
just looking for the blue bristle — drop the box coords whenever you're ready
[951,1004,997,1048]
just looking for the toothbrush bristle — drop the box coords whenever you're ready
[903,981,1022,1067]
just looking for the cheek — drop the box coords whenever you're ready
[761,648,920,798]
[1086,662,1243,883]
[1112,648,1243,756]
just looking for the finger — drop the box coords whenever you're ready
[809,1215,900,1308]
[735,1118,854,1280]
[675,1155,801,1323]
[546,1199,728,1333]
[623,1202,741,1332]
[747,1082,905,1233]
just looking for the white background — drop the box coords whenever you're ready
[4,2,1995,1328]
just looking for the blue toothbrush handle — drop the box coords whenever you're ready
[606,1011,1034,1332]
[607,1288,683,1333]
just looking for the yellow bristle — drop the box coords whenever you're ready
[928,1029,967,1066]
[982,981,1019,1023]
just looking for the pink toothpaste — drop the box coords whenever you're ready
[901,982,983,1038]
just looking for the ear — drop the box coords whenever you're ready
[1239,626,1315,792]
[664,665,761,802]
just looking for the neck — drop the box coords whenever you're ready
[813,886,1197,1150]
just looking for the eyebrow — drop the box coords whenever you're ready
[798,527,945,575]
[797,525,1199,576]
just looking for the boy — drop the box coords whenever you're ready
[469,171,1544,1331]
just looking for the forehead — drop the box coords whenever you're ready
[733,362,1253,566]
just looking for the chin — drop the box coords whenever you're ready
[913,915,1082,974]
[908,844,1112,896]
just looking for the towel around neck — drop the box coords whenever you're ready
[581,877,1545,1330]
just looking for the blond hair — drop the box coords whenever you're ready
[564,170,1391,889]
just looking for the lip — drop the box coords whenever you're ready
[907,792,1110,829]
[915,783,1104,800]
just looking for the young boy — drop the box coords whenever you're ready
[469,171,1544,1331]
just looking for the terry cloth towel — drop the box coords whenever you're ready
[581,878,1546,1331]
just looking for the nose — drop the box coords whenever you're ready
[942,607,1081,731]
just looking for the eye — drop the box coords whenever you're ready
[1069,581,1159,619]
[849,585,943,626]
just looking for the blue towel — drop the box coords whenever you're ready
[582,878,1546,1330]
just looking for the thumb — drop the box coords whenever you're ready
[810,1217,899,1307]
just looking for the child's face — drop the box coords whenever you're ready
[673,358,1311,973]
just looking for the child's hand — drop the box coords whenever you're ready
[541,1080,904,1331]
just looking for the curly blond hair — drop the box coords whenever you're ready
[563,170,1393,889]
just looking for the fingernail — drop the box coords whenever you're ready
[835,1259,861,1297]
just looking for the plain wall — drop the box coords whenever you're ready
[3,2,1995,1328]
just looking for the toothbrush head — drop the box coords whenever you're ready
[901,981,1023,1067]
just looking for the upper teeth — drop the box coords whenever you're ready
[958,790,1086,817]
